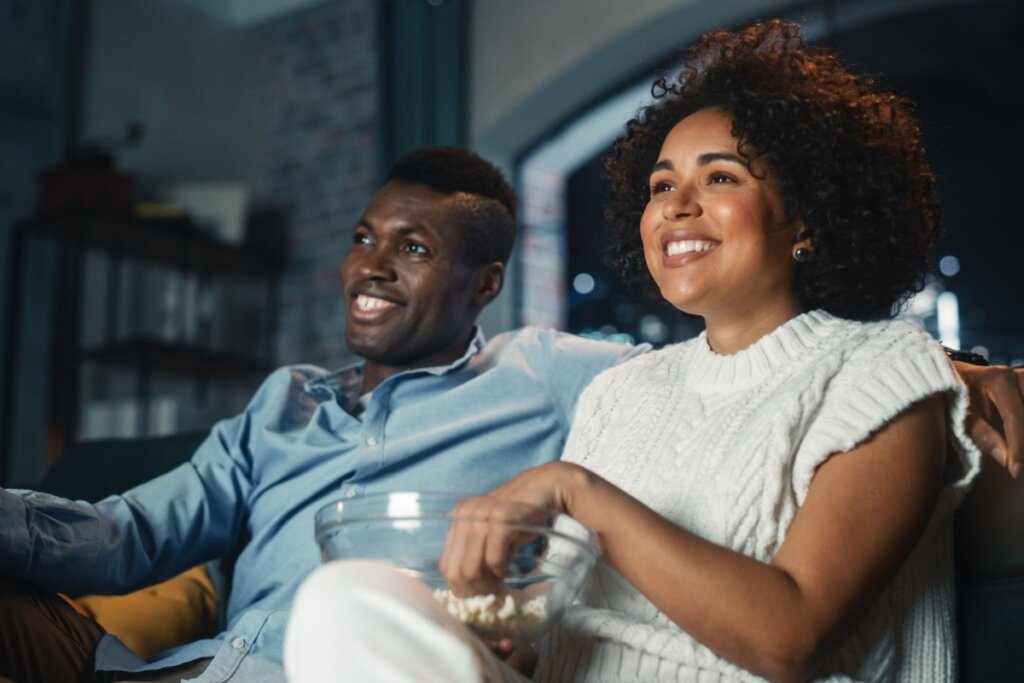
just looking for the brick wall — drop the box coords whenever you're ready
[258,0,378,369]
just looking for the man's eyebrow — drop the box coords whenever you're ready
[354,219,426,236]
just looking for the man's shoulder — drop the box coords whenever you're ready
[484,326,649,362]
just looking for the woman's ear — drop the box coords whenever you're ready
[472,262,505,308]
[791,223,815,262]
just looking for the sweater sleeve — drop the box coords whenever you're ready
[791,321,981,521]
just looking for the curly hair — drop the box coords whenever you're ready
[386,146,517,267]
[606,20,940,320]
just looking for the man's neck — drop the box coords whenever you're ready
[359,328,478,394]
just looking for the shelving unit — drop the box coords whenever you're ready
[1,209,283,482]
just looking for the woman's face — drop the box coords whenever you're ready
[640,107,802,322]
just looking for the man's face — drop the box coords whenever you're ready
[341,181,484,373]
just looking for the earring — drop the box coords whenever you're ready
[793,246,813,262]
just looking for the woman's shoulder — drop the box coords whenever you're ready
[825,315,951,381]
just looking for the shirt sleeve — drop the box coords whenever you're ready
[535,329,649,435]
[0,367,294,596]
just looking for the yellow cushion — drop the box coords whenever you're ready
[63,565,218,659]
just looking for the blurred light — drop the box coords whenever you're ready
[578,328,634,345]
[608,332,636,345]
[936,291,960,350]
[910,284,938,315]
[640,314,669,344]
[573,272,595,295]
[387,492,422,531]
[970,345,990,361]
[939,255,960,277]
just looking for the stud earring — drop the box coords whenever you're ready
[793,246,813,262]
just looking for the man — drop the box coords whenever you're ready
[0,147,1021,683]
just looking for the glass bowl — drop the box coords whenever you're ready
[314,491,600,646]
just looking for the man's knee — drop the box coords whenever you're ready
[0,576,108,682]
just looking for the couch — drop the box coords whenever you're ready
[34,432,1024,680]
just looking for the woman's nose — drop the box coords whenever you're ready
[661,189,700,220]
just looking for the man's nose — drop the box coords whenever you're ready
[356,247,397,280]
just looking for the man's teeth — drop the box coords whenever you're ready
[666,240,717,256]
[355,294,396,311]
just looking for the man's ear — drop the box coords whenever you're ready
[472,262,505,308]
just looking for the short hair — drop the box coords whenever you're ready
[386,146,517,267]
[606,20,940,320]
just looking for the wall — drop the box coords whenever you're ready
[81,0,268,190]
[0,0,72,486]
[257,0,379,369]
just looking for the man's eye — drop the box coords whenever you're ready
[353,232,372,245]
[405,242,429,255]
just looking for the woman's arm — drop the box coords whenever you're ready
[442,395,946,683]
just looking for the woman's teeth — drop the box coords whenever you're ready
[666,240,717,256]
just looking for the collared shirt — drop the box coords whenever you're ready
[0,327,644,682]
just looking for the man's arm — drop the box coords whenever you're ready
[955,362,1024,478]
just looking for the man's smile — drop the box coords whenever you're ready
[355,294,399,312]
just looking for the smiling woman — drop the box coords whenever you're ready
[640,108,804,352]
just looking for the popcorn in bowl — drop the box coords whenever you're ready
[315,491,599,646]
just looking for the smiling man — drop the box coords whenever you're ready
[1,147,1022,683]
[0,147,644,683]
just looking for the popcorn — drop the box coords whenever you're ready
[432,588,547,635]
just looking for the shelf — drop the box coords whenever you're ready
[80,339,272,378]
[17,210,284,275]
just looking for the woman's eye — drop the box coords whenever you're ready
[709,172,735,184]
[650,181,674,195]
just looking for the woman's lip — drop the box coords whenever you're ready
[659,230,718,250]
[662,247,716,268]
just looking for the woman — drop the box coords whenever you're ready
[287,21,979,682]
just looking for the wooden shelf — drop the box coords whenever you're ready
[80,339,272,378]
[19,210,284,275]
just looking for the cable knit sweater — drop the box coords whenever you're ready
[534,311,980,683]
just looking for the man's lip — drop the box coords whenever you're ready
[345,288,406,322]
[345,285,404,306]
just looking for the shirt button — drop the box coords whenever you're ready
[365,437,378,447]
[232,637,246,650]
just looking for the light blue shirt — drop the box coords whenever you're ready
[0,327,644,682]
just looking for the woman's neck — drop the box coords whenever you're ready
[702,299,804,355]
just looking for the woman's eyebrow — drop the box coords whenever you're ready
[649,152,745,177]
[697,152,745,166]
[649,159,674,176]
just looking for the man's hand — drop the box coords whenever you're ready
[955,362,1024,478]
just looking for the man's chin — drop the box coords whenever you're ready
[345,330,403,363]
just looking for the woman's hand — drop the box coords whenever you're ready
[439,461,588,597]
[956,362,1024,478]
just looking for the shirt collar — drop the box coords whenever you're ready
[304,326,488,402]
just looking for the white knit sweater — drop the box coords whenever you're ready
[534,311,980,683]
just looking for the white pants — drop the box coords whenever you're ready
[284,560,530,683]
